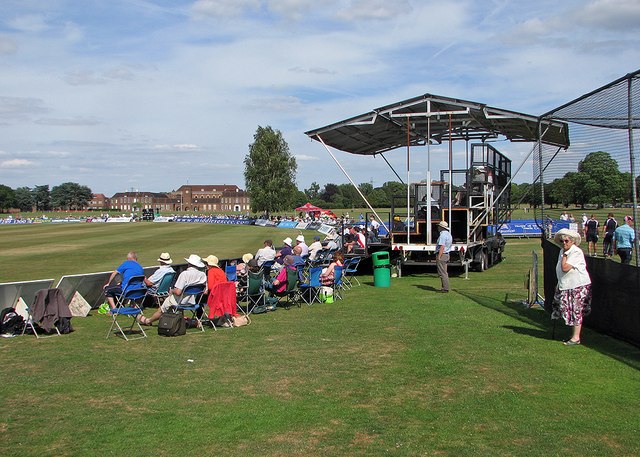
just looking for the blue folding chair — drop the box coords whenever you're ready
[106,283,148,341]
[175,283,207,333]
[225,265,238,282]
[298,266,322,306]
[343,256,362,289]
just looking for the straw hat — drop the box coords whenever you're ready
[157,252,173,264]
[554,228,581,247]
[242,253,254,263]
[283,237,293,246]
[202,255,219,266]
[438,220,449,229]
[184,254,205,268]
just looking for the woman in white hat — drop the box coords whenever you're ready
[275,237,294,266]
[552,228,592,346]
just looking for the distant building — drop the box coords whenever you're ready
[109,191,175,212]
[170,184,251,212]
[88,193,110,210]
[97,184,250,213]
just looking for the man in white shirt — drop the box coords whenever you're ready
[144,252,175,293]
[255,239,276,266]
[308,235,323,260]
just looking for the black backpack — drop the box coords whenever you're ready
[157,310,186,336]
[1,307,25,335]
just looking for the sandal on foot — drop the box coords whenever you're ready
[563,339,581,346]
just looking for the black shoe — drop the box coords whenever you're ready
[436,289,449,293]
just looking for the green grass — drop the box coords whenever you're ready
[1,225,639,456]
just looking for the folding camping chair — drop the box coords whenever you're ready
[272,267,300,309]
[261,260,275,280]
[22,288,68,339]
[298,266,322,306]
[144,271,176,307]
[225,265,238,282]
[106,282,149,341]
[207,281,237,328]
[240,270,266,315]
[332,266,345,301]
[343,256,362,289]
[175,283,207,333]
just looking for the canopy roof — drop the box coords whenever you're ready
[295,202,323,212]
[305,93,570,155]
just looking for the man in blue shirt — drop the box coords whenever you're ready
[436,221,453,293]
[614,216,636,264]
[103,251,145,310]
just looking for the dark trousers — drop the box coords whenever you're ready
[618,248,632,264]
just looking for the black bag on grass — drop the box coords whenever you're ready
[1,307,24,335]
[158,311,186,337]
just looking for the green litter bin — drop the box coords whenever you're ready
[371,251,391,287]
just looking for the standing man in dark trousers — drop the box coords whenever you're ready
[602,213,617,258]
[436,221,453,293]
[614,215,636,264]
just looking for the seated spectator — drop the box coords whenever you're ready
[295,234,309,257]
[320,251,344,285]
[345,226,366,253]
[144,252,175,293]
[308,235,323,260]
[141,254,206,325]
[103,251,144,311]
[325,231,339,251]
[255,239,276,266]
[392,216,406,231]
[236,253,254,275]
[274,237,294,265]
[291,245,305,266]
[268,255,296,295]
[203,255,226,289]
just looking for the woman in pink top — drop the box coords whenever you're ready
[321,251,344,286]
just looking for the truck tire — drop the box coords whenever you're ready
[475,250,488,272]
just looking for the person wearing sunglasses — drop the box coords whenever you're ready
[552,228,592,346]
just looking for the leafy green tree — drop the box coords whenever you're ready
[319,183,339,203]
[0,184,15,211]
[50,182,93,210]
[337,183,362,208]
[358,182,373,196]
[292,190,307,209]
[14,187,34,211]
[576,151,625,208]
[367,188,389,207]
[33,185,51,211]
[304,182,320,201]
[244,126,297,215]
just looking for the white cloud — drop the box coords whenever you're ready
[0,159,34,168]
[575,0,640,30]
[7,14,49,33]
[191,0,261,19]
[294,154,319,161]
[335,0,413,21]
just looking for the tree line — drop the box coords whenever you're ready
[0,182,93,212]
[511,151,639,209]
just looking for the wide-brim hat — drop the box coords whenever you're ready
[157,252,173,264]
[283,237,293,246]
[202,255,219,266]
[438,220,449,229]
[185,254,205,268]
[296,234,305,242]
[554,228,581,247]
[242,253,254,263]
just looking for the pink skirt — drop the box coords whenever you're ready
[552,284,592,326]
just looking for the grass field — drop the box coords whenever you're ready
[1,223,639,456]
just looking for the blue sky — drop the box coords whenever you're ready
[1,0,639,196]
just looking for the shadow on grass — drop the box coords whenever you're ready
[415,284,440,292]
[458,290,640,371]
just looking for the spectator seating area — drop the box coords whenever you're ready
[0,247,365,341]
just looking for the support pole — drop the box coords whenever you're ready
[628,77,639,266]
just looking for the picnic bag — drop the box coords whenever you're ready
[232,315,251,327]
[158,311,186,336]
